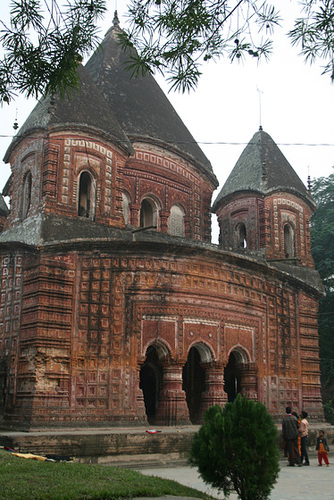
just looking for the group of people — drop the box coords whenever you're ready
[282,406,330,467]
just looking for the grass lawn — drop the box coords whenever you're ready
[0,449,211,500]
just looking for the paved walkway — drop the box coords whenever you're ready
[136,453,333,500]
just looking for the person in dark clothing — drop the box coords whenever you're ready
[282,406,302,466]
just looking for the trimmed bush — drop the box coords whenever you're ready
[189,395,280,500]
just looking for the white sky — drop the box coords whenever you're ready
[0,1,333,242]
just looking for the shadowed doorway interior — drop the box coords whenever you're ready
[140,345,162,424]
[224,351,241,402]
[182,346,206,424]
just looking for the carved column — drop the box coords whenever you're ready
[200,363,227,419]
[136,362,148,422]
[184,217,191,238]
[130,205,140,226]
[154,362,190,426]
[159,210,169,233]
[239,363,258,400]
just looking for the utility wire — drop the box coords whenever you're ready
[1,133,334,148]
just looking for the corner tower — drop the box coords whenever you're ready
[212,128,316,267]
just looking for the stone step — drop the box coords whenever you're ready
[0,424,332,465]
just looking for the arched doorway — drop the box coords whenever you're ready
[182,346,207,424]
[140,345,163,424]
[224,348,252,402]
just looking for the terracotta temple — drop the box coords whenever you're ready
[0,13,324,429]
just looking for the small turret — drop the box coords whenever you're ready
[212,129,316,267]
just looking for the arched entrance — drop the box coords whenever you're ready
[224,348,256,402]
[183,344,212,424]
[140,345,163,424]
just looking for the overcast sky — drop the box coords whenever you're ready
[0,1,333,241]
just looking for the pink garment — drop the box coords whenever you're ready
[299,418,308,438]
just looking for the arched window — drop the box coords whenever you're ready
[78,171,92,218]
[122,193,130,225]
[284,223,295,258]
[237,223,247,249]
[168,205,185,236]
[22,171,32,219]
[140,198,158,229]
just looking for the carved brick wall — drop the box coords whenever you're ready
[124,145,215,241]
[264,194,314,266]
[3,139,44,228]
[216,191,315,267]
[216,194,264,251]
[0,245,322,427]
[3,135,129,231]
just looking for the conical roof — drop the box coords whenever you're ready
[212,129,316,210]
[4,64,134,161]
[85,14,217,185]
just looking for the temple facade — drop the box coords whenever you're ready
[0,15,324,429]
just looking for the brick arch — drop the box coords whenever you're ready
[227,345,251,364]
[139,195,161,229]
[143,339,171,362]
[139,193,162,209]
[186,341,215,364]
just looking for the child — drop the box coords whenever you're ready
[316,430,330,466]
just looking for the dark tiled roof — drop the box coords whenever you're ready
[212,129,316,210]
[85,22,217,184]
[4,64,134,161]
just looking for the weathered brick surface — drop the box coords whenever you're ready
[0,240,324,427]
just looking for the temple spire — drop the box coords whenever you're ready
[113,10,120,28]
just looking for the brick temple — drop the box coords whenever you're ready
[0,14,324,429]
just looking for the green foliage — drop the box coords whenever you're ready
[124,0,280,92]
[289,0,334,80]
[323,398,334,425]
[311,173,334,289]
[0,0,106,103]
[189,396,280,500]
[310,173,334,400]
[2,1,334,98]
[124,0,334,92]
[0,449,209,500]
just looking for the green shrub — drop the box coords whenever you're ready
[323,398,334,424]
[189,395,280,500]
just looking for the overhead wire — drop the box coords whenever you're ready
[1,133,334,148]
